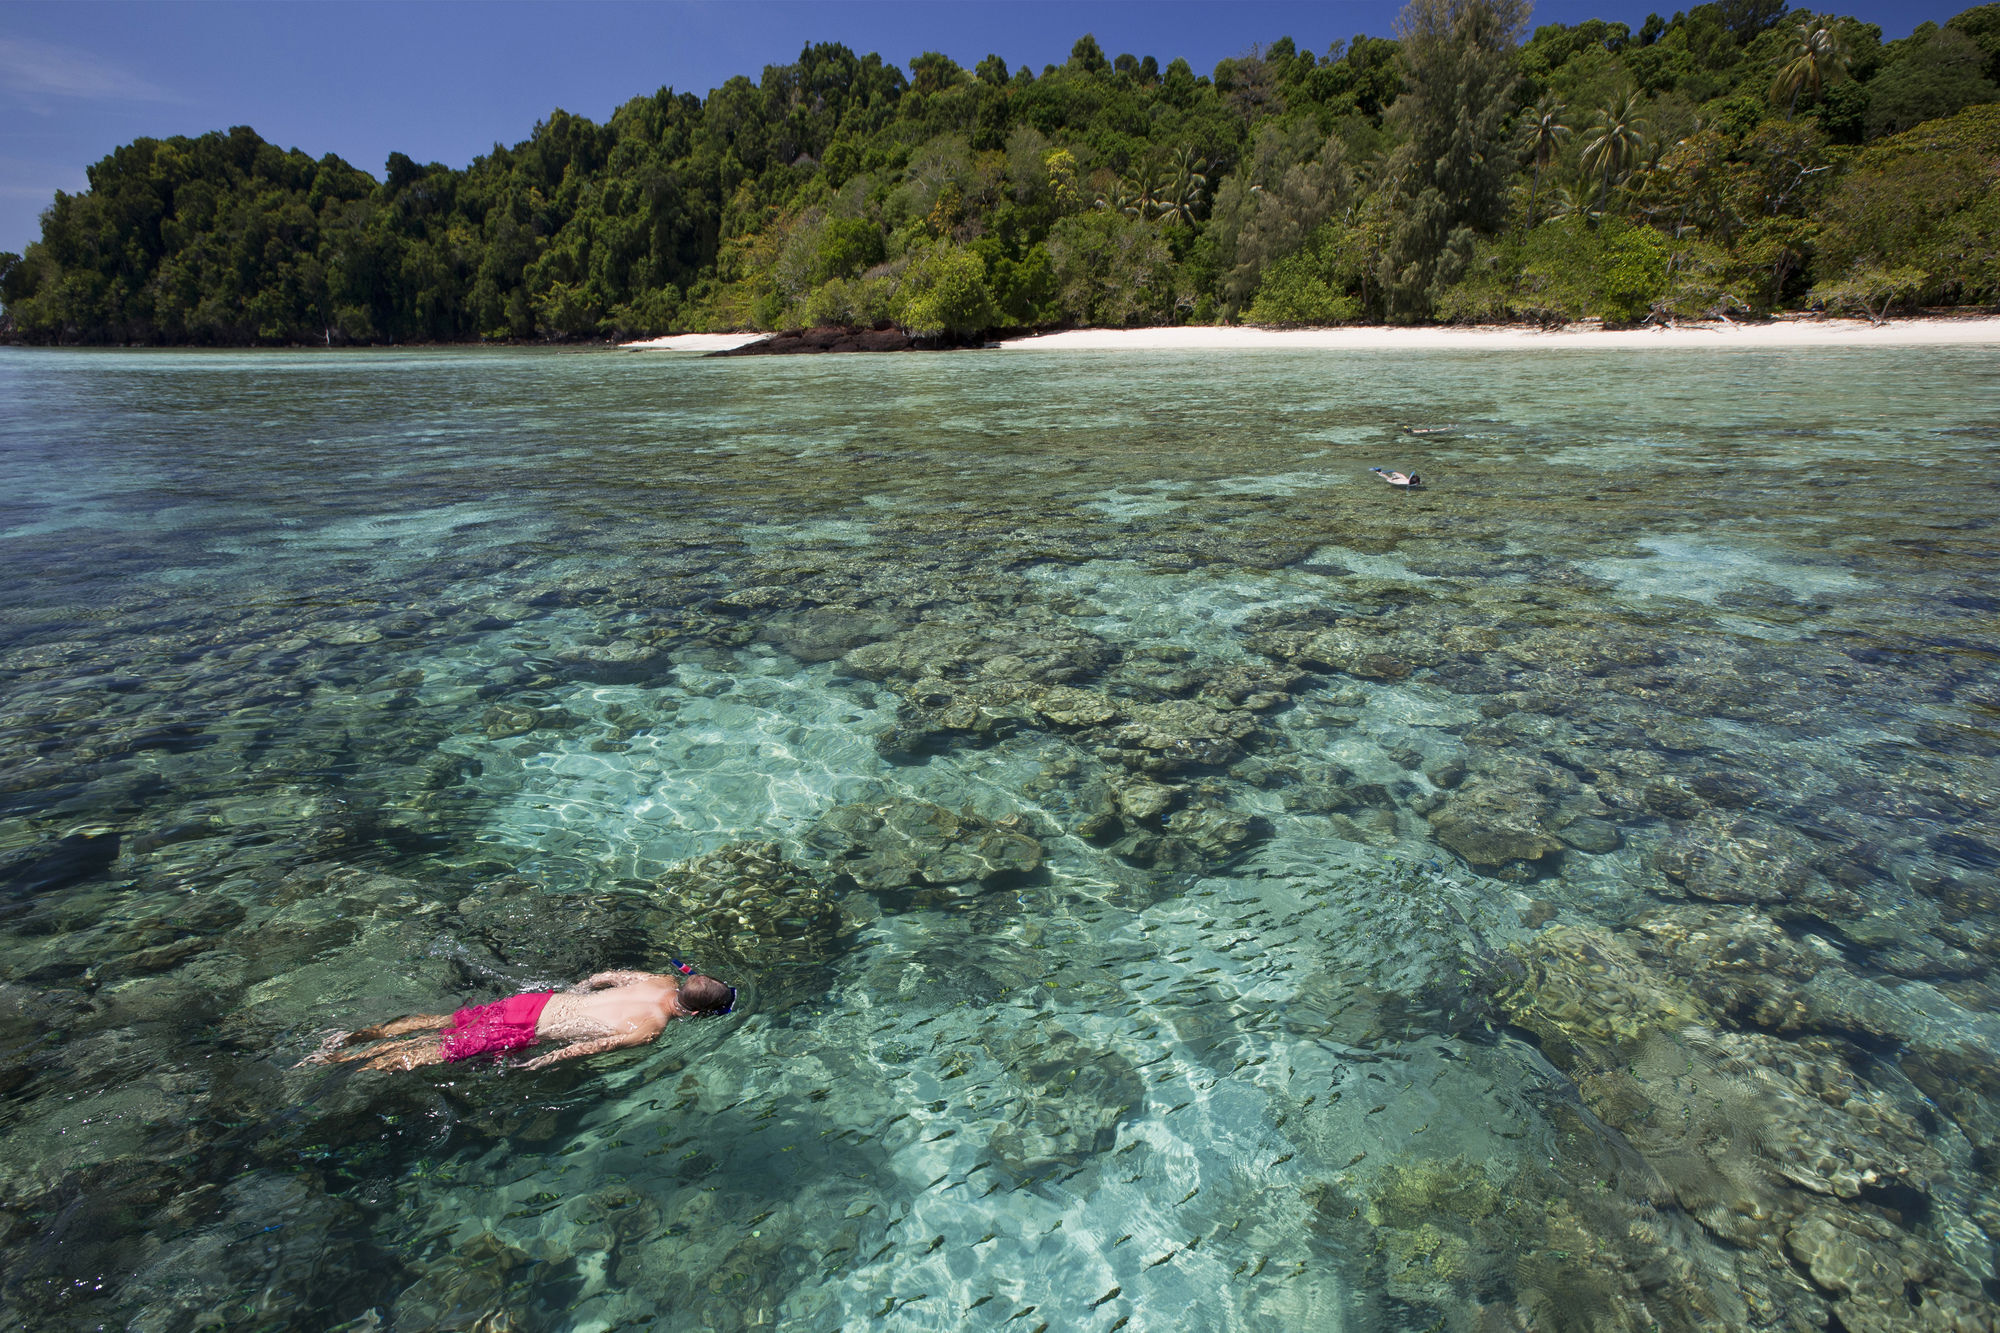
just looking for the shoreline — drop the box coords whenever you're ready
[996,315,2000,352]
[18,315,1992,356]
[618,314,2000,355]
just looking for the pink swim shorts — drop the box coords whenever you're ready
[438,991,554,1062]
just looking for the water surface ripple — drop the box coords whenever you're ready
[1,346,1997,1332]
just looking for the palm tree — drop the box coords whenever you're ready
[1520,95,1571,230]
[1157,146,1209,226]
[1771,22,1851,118]
[1580,90,1650,220]
[1094,180,1142,216]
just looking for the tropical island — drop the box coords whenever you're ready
[2,0,1996,346]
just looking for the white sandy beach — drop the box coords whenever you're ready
[999,317,2000,352]
[620,332,770,352]
[625,318,2000,354]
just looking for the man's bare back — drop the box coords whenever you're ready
[298,970,735,1072]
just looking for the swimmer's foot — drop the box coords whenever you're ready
[294,1028,353,1068]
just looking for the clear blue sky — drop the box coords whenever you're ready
[0,0,1956,255]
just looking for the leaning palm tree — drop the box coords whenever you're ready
[1771,21,1851,118]
[1520,95,1572,229]
[1580,90,1651,220]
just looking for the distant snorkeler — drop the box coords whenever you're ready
[296,968,735,1073]
[1371,467,1425,488]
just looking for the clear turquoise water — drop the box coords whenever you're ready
[1,345,1997,1331]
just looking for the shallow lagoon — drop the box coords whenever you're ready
[1,344,1996,1331]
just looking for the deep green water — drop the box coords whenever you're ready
[1,344,1997,1332]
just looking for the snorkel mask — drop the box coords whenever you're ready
[670,958,737,1015]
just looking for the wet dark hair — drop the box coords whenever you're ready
[680,974,735,1014]
[1409,474,1423,486]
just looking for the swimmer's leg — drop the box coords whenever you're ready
[350,1013,453,1041]
[352,1035,449,1072]
[294,1013,451,1067]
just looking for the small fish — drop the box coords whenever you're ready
[1178,1186,1200,1205]
[924,1235,946,1255]
[1271,1152,1294,1166]
[967,1295,994,1313]
[928,1129,957,1142]
[1345,1151,1368,1168]
[1113,1233,1133,1248]
[926,1173,948,1189]
[1004,1306,1038,1323]
[1088,1286,1122,1310]
[1146,1250,1177,1269]
[1248,1255,1268,1278]
[869,1242,895,1261]
[746,1210,773,1227]
[1167,1101,1191,1115]
[1109,1319,1130,1332]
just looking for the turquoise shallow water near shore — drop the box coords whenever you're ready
[1,345,1997,1331]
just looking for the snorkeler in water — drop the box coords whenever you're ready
[1371,467,1424,487]
[296,969,735,1072]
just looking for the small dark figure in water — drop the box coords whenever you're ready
[297,971,735,1072]
[1371,468,1424,488]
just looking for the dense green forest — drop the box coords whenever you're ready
[3,0,1998,343]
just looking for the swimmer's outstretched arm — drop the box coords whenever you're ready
[571,970,657,992]
[519,1030,652,1070]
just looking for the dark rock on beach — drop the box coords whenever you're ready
[709,324,915,356]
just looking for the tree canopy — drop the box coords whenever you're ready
[4,0,1997,344]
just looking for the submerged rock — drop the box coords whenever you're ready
[842,619,1114,687]
[1248,626,1437,681]
[652,842,847,970]
[756,606,902,663]
[1493,924,1709,1059]
[1652,816,1863,916]
[1490,919,1988,1331]
[1426,777,1565,871]
[555,638,666,683]
[390,1231,532,1331]
[1102,698,1260,774]
[480,704,579,740]
[805,798,1042,894]
[985,1022,1143,1175]
[1631,906,1823,1031]
[450,875,651,982]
